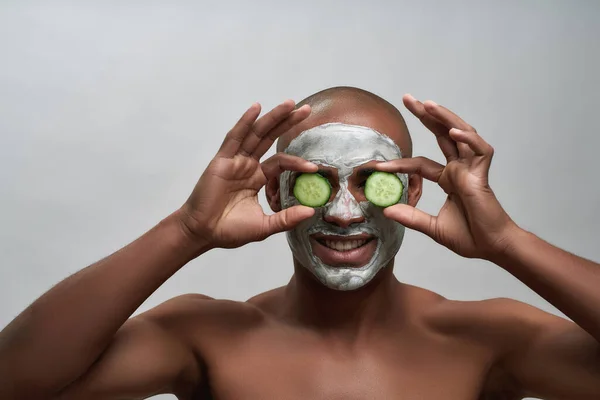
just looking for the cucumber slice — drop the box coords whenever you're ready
[293,173,331,207]
[365,172,403,207]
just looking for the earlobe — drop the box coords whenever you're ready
[407,174,423,207]
[266,178,282,212]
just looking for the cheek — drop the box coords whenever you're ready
[362,205,400,233]
[378,220,400,236]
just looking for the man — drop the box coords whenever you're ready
[1,87,599,399]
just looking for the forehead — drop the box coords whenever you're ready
[284,123,402,170]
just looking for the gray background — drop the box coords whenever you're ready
[1,1,598,399]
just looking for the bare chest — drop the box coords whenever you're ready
[196,328,512,400]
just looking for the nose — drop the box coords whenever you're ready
[323,186,365,228]
[323,213,365,228]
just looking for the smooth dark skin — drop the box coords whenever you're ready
[1,88,600,400]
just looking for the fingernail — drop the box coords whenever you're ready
[449,128,463,134]
[424,100,438,107]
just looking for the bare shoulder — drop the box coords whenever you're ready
[424,295,570,351]
[418,295,576,398]
[138,293,269,344]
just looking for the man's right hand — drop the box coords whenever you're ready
[0,99,317,400]
[177,100,317,249]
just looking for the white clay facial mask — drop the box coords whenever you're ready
[280,123,408,291]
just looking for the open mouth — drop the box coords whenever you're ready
[309,233,377,268]
[315,237,374,251]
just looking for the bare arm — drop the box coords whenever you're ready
[494,232,600,399]
[55,295,210,400]
[0,214,204,399]
[379,94,600,399]
[497,229,600,352]
[0,100,316,400]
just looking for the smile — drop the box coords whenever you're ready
[314,235,375,252]
[321,239,368,251]
[310,234,377,267]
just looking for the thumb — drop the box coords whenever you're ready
[262,206,315,238]
[383,204,436,237]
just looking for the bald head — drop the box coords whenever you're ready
[277,86,412,157]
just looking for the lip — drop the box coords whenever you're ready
[309,234,377,268]
[311,233,373,241]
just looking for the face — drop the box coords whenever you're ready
[280,123,408,291]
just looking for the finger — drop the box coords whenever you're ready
[217,103,261,158]
[448,128,493,157]
[456,141,475,160]
[239,100,296,156]
[252,104,311,159]
[422,100,474,132]
[422,99,478,160]
[261,153,318,180]
[383,204,437,237]
[374,157,445,183]
[403,94,458,161]
[262,205,315,238]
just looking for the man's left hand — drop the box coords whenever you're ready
[376,94,517,260]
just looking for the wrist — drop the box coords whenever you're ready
[486,222,530,266]
[166,208,215,260]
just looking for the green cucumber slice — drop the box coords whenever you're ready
[365,171,403,207]
[293,173,331,207]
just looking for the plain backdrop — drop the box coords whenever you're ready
[1,1,599,400]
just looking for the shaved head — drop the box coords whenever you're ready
[277,86,412,157]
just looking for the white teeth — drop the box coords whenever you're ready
[323,239,367,251]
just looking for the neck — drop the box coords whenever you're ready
[282,259,402,339]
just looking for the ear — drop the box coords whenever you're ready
[407,173,423,207]
[266,176,282,212]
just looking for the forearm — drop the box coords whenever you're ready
[493,226,600,342]
[0,210,210,397]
